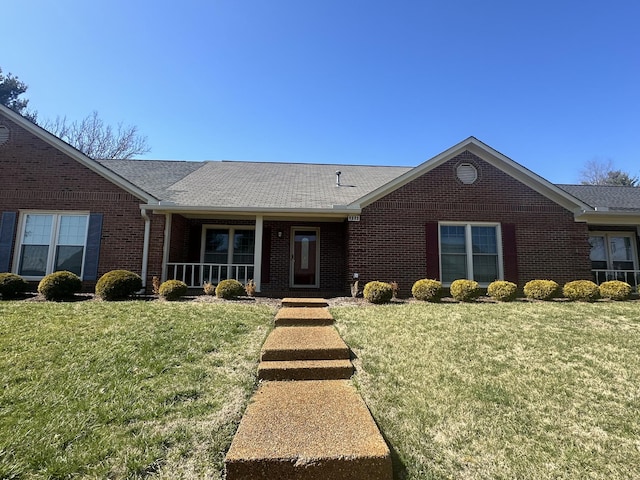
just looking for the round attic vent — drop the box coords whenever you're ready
[456,163,478,184]
[0,126,9,146]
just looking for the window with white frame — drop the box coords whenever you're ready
[439,223,503,284]
[589,233,637,271]
[17,213,89,278]
[201,226,255,283]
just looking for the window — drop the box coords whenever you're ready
[590,232,639,286]
[439,223,502,284]
[201,226,255,283]
[17,213,89,278]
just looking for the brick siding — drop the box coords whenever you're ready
[0,114,164,290]
[347,151,592,297]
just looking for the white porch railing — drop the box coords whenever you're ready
[166,263,255,288]
[592,269,640,292]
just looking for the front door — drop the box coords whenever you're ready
[291,228,319,287]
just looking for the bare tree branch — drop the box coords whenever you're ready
[42,111,151,159]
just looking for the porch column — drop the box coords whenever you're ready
[254,215,263,292]
[161,213,172,282]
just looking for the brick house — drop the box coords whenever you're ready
[2,104,639,297]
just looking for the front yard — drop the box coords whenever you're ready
[332,302,640,479]
[0,301,273,479]
[1,300,638,479]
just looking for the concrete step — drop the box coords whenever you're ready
[275,307,334,326]
[258,359,354,381]
[224,380,392,480]
[281,297,329,308]
[261,326,350,361]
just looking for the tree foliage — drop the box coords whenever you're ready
[0,67,37,122]
[42,112,150,159]
[579,158,638,187]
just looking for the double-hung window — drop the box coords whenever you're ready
[17,213,89,279]
[439,223,503,284]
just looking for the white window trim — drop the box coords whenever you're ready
[200,225,256,266]
[589,231,639,270]
[290,227,321,288]
[438,222,504,287]
[13,210,90,280]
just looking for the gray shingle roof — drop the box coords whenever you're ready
[558,184,640,211]
[97,158,640,213]
[98,159,411,209]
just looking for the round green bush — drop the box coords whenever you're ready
[37,271,82,301]
[215,279,245,299]
[411,279,442,302]
[450,279,480,302]
[159,279,188,301]
[487,280,518,302]
[95,270,142,300]
[0,273,29,299]
[523,280,560,300]
[599,280,632,301]
[563,280,600,302]
[363,281,393,304]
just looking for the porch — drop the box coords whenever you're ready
[592,269,640,292]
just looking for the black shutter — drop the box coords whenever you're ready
[425,222,440,280]
[0,212,17,273]
[83,213,103,281]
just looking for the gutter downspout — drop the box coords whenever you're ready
[139,209,151,293]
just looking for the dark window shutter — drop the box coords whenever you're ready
[188,224,201,262]
[425,222,440,280]
[502,223,518,283]
[0,212,17,272]
[261,227,271,284]
[83,213,103,281]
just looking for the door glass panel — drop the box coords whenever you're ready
[232,230,255,264]
[204,229,229,264]
[609,236,634,270]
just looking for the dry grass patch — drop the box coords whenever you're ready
[332,302,640,480]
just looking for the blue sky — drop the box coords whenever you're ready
[4,0,639,183]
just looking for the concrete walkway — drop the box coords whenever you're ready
[224,298,392,480]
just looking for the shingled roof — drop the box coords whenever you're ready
[98,159,412,209]
[97,158,640,213]
[558,184,640,212]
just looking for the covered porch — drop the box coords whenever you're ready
[159,211,350,296]
[588,224,640,292]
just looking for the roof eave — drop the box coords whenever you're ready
[0,104,158,203]
[142,204,361,218]
[575,210,640,225]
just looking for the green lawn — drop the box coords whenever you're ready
[0,301,273,480]
[332,301,640,480]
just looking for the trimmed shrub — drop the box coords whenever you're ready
[487,280,518,302]
[599,280,632,301]
[450,279,480,302]
[215,279,245,299]
[159,279,188,301]
[411,279,442,302]
[95,270,142,300]
[0,273,29,299]
[363,281,393,304]
[523,280,560,300]
[563,280,600,302]
[37,271,82,301]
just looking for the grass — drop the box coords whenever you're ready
[0,301,273,480]
[332,301,640,480]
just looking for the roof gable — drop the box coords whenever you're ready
[349,137,593,213]
[0,104,157,203]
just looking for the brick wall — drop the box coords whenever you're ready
[347,151,592,297]
[0,113,164,290]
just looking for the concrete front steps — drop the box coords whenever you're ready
[224,298,392,480]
